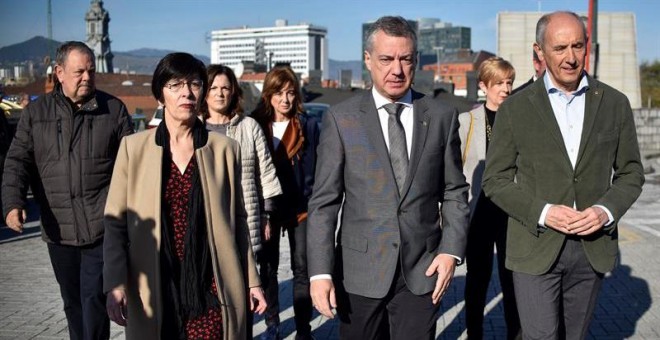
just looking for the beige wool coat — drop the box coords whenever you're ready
[103,128,260,340]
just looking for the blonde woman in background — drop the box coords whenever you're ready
[459,56,520,340]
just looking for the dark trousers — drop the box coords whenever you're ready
[464,209,520,340]
[47,241,109,340]
[337,264,440,340]
[513,238,603,340]
[258,219,313,336]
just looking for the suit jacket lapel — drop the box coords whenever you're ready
[527,80,573,170]
[575,76,602,169]
[360,93,399,192]
[403,91,429,199]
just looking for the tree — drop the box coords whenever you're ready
[640,60,660,108]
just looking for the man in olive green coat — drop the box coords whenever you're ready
[482,11,644,340]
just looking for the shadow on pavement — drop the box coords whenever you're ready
[589,261,651,339]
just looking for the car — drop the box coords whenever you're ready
[302,102,329,130]
[1,99,23,118]
[130,113,147,132]
[147,107,163,129]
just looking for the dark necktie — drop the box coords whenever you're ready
[383,103,408,194]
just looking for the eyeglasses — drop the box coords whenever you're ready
[164,80,203,92]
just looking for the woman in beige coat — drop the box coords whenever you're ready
[103,52,266,339]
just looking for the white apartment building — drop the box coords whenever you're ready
[497,12,641,108]
[210,19,329,80]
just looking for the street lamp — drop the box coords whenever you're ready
[433,46,444,82]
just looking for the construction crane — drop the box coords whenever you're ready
[47,0,53,61]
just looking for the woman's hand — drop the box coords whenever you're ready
[107,288,128,326]
[249,287,267,315]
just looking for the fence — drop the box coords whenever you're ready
[634,108,660,156]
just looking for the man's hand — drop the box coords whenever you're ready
[310,279,336,319]
[262,218,272,242]
[544,205,580,234]
[107,288,128,326]
[567,206,609,236]
[5,208,27,233]
[425,254,457,304]
[249,287,267,315]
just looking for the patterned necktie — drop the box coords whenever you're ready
[383,103,408,194]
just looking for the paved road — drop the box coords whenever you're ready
[1,166,659,339]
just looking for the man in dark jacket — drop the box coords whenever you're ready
[2,41,132,340]
[0,95,10,221]
[511,50,546,95]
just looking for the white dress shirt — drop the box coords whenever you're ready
[537,72,614,226]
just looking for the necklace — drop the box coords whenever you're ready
[485,114,492,142]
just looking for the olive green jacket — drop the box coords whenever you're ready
[482,75,644,275]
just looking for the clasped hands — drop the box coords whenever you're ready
[544,205,609,236]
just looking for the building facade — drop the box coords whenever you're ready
[418,18,471,59]
[85,0,113,74]
[210,19,329,80]
[497,11,641,108]
[422,49,494,95]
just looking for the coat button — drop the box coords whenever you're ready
[574,177,578,183]
[392,243,399,248]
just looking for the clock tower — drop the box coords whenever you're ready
[85,0,113,73]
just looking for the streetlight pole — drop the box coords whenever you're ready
[433,46,444,82]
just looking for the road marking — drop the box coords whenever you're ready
[618,225,640,244]
[621,218,660,238]
[0,221,41,244]
[630,224,660,238]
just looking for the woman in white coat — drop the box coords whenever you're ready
[201,64,282,254]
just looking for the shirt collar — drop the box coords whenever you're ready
[543,71,589,95]
[372,87,413,110]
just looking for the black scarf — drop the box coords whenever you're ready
[156,118,218,339]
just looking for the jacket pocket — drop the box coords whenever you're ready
[56,118,63,156]
[425,142,445,156]
[88,117,94,156]
[597,130,617,144]
[342,234,368,253]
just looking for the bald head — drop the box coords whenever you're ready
[533,11,588,93]
[536,11,587,48]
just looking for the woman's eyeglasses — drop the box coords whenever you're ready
[165,80,203,92]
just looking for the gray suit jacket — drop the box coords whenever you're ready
[307,90,470,299]
[458,104,487,221]
[482,76,644,275]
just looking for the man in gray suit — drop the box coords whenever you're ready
[307,16,470,339]
[482,11,644,339]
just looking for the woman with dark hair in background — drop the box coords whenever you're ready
[252,65,319,340]
[202,64,282,256]
[202,64,282,337]
[103,52,266,339]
